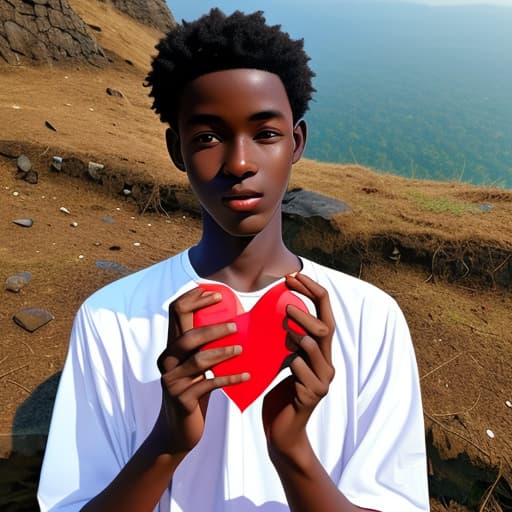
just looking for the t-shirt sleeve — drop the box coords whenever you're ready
[37,305,133,512]
[338,298,429,512]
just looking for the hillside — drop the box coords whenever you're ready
[1,1,512,511]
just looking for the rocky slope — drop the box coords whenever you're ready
[0,0,174,65]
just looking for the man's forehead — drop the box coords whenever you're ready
[178,68,291,115]
[184,68,285,92]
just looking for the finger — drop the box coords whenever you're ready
[170,344,243,382]
[286,305,330,340]
[162,342,246,404]
[169,287,223,340]
[163,373,204,398]
[286,273,334,363]
[290,335,335,385]
[179,372,250,411]
[161,321,237,371]
[289,357,330,404]
[286,273,334,326]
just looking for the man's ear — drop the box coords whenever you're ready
[165,127,186,172]
[292,119,307,164]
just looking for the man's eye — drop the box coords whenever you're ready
[255,130,279,140]
[194,134,218,144]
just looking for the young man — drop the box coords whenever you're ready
[38,9,429,512]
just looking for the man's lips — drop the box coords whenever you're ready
[222,191,263,211]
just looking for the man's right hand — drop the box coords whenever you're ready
[156,286,249,456]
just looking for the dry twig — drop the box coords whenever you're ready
[479,460,503,512]
[425,412,491,459]
[19,339,34,355]
[492,253,512,276]
[421,352,463,381]
[6,379,31,393]
[0,363,29,379]
[430,391,481,418]
[458,320,499,338]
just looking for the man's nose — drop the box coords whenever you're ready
[223,138,257,178]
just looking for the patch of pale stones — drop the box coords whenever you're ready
[5,153,134,333]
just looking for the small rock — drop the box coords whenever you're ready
[24,170,38,184]
[88,161,104,180]
[13,218,33,227]
[6,275,26,292]
[12,191,19,197]
[96,261,131,275]
[506,400,512,408]
[13,308,54,332]
[17,154,32,173]
[93,242,102,246]
[60,207,71,215]
[133,242,141,247]
[70,222,78,227]
[45,120,57,132]
[5,272,31,292]
[389,247,401,262]
[51,156,63,171]
[106,87,124,98]
[282,188,351,218]
[122,188,132,196]
[78,255,85,259]
[486,429,495,439]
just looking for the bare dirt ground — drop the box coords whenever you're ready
[1,2,512,511]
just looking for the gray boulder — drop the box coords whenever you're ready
[108,0,175,32]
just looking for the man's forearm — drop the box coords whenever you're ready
[269,440,378,512]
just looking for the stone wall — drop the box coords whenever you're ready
[0,0,107,65]
[107,0,175,33]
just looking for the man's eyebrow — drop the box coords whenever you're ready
[185,110,285,127]
[248,110,285,122]
[185,113,222,126]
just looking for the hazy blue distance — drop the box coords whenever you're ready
[166,1,512,188]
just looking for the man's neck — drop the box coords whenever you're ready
[189,213,301,292]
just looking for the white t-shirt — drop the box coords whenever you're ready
[38,250,429,512]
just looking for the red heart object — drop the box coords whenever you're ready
[194,281,309,411]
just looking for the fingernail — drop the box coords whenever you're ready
[233,345,242,355]
[202,291,222,300]
[241,372,250,381]
[227,322,237,333]
[286,272,298,278]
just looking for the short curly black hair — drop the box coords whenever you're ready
[146,8,315,128]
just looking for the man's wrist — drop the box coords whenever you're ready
[267,434,315,476]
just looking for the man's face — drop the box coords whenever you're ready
[171,68,305,237]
